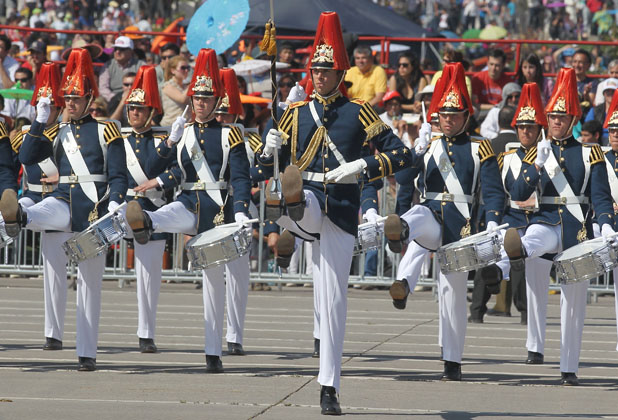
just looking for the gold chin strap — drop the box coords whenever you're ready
[191,96,222,123]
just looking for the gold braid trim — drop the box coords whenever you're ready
[380,152,393,176]
[0,121,8,139]
[10,129,24,153]
[522,146,537,165]
[103,121,122,144]
[588,144,604,165]
[293,125,325,171]
[227,126,244,149]
[497,152,504,170]
[368,153,385,182]
[478,139,495,162]
[365,120,390,140]
[247,132,262,153]
[43,123,59,143]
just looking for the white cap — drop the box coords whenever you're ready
[415,84,434,101]
[600,78,618,93]
[113,36,134,50]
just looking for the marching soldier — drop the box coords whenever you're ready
[125,49,252,373]
[504,68,615,385]
[258,12,411,415]
[10,62,68,351]
[121,65,175,353]
[384,62,505,381]
[600,92,618,352]
[0,48,128,371]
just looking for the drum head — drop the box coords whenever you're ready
[556,238,606,261]
[187,225,242,247]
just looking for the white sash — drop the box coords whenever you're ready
[309,101,347,166]
[502,150,538,211]
[59,124,105,203]
[605,155,618,205]
[180,126,230,207]
[425,139,477,220]
[37,158,58,178]
[543,148,591,223]
[123,137,166,207]
[243,126,258,164]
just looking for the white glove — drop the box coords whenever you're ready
[535,138,552,168]
[235,212,250,224]
[414,122,431,155]
[168,115,186,144]
[262,129,283,157]
[36,96,51,123]
[286,82,306,103]
[324,159,368,183]
[363,208,380,224]
[108,200,121,213]
[486,220,499,234]
[602,224,615,242]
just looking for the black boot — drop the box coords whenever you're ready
[526,351,544,364]
[480,264,502,295]
[504,228,525,273]
[77,357,96,372]
[441,361,462,381]
[126,200,152,245]
[384,214,409,253]
[561,372,579,386]
[320,386,341,415]
[312,338,320,358]
[139,338,157,353]
[0,190,26,238]
[205,355,224,373]
[281,165,305,221]
[227,342,245,356]
[520,311,528,325]
[389,279,410,310]
[276,230,296,269]
[43,337,63,350]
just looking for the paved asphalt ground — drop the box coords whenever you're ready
[1,277,618,419]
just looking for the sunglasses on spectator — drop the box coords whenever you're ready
[15,77,31,83]
[280,81,295,88]
[508,94,520,100]
[161,54,175,60]
[123,82,133,87]
[178,65,190,71]
[398,62,410,68]
[89,107,104,113]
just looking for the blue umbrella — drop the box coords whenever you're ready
[186,0,250,55]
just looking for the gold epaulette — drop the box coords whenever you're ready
[43,123,59,142]
[228,126,244,149]
[103,121,122,144]
[477,138,495,163]
[0,121,8,139]
[586,143,605,165]
[10,129,24,153]
[522,146,537,165]
[278,106,295,136]
[288,100,308,109]
[358,102,389,139]
[246,131,262,153]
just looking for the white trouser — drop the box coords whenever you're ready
[277,190,354,391]
[225,253,250,345]
[311,240,321,340]
[25,197,107,359]
[514,223,587,373]
[289,238,313,275]
[42,231,72,341]
[147,201,197,235]
[526,258,552,355]
[134,240,165,339]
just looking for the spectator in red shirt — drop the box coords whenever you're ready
[472,49,512,111]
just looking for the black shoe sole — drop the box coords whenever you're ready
[504,228,523,259]
[384,214,403,253]
[127,201,150,244]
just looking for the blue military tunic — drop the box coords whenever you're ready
[257,92,411,237]
[0,121,19,195]
[407,132,504,246]
[11,124,60,204]
[155,120,251,234]
[512,136,614,249]
[124,129,175,241]
[498,147,535,230]
[19,116,128,232]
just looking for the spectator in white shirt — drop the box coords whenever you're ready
[0,34,19,89]
[5,67,36,123]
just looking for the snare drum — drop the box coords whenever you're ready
[353,223,383,256]
[63,213,128,263]
[437,233,503,274]
[186,224,252,270]
[554,237,618,284]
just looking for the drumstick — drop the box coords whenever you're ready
[358,216,388,229]
[215,218,260,229]
[463,222,509,241]
[181,105,190,119]
[421,101,427,125]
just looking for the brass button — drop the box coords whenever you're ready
[441,201,446,206]
[71,184,75,188]
[258,169,263,174]
[136,140,140,144]
[136,149,140,153]
[324,106,328,111]
[523,169,527,173]
[75,134,80,139]
[448,151,453,156]
[200,129,204,133]
[560,147,564,151]
[323,118,328,122]
[119,194,123,198]
[562,168,565,172]
[325,167,329,172]
[559,209,563,213]
[526,176,530,181]
[76,126,80,130]
[201,140,204,144]
[560,157,565,162]
[168,175,173,179]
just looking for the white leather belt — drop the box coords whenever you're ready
[27,183,57,193]
[302,172,358,184]
[424,192,473,203]
[182,180,228,190]
[539,196,589,205]
[509,200,538,211]
[58,174,107,183]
